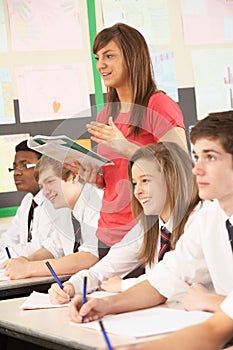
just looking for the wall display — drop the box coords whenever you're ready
[192,48,233,118]
[0,133,29,193]
[7,0,83,51]
[15,64,91,123]
[181,0,233,45]
[0,68,15,125]
[151,51,178,102]
[0,0,8,52]
[101,0,170,45]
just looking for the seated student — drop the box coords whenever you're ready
[48,141,200,303]
[0,140,72,267]
[66,111,233,329]
[119,291,233,350]
[3,156,102,278]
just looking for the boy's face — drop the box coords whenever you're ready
[39,167,75,209]
[192,137,233,214]
[13,151,39,195]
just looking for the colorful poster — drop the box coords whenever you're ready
[0,68,15,124]
[0,0,8,52]
[15,64,91,123]
[7,0,83,51]
[181,0,233,44]
[101,0,170,45]
[0,133,29,193]
[192,48,233,119]
[151,51,178,102]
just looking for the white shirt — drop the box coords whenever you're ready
[221,290,233,320]
[43,183,102,259]
[68,202,202,295]
[0,191,72,264]
[148,200,233,300]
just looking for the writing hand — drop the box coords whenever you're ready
[48,282,74,304]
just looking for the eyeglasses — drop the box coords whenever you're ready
[8,164,36,173]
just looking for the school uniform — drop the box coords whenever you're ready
[148,200,233,300]
[42,183,102,259]
[68,201,203,295]
[0,191,71,265]
[221,290,233,319]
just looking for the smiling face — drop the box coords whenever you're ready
[132,158,169,221]
[95,40,130,92]
[13,150,40,196]
[38,167,76,209]
[192,138,233,215]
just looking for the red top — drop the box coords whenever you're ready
[95,92,185,246]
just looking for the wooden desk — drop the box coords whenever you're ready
[0,297,132,350]
[0,275,70,300]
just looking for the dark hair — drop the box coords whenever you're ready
[93,23,158,136]
[128,142,200,266]
[16,140,41,159]
[190,111,233,156]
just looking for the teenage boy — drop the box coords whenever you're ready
[0,140,72,267]
[3,156,101,278]
[67,111,233,331]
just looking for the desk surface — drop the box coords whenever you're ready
[0,275,70,300]
[0,297,133,350]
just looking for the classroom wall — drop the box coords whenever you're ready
[0,0,232,213]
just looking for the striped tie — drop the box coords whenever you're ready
[158,226,171,261]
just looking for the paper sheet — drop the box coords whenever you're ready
[0,269,9,281]
[73,306,211,338]
[20,291,69,310]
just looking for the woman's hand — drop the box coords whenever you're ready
[86,118,130,155]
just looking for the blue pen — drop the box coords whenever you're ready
[45,261,64,289]
[82,276,87,322]
[99,320,113,350]
[5,247,11,259]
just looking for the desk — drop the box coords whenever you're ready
[0,275,70,300]
[0,297,133,350]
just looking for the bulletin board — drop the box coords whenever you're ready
[0,0,232,216]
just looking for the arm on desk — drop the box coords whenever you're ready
[68,280,166,323]
[3,251,98,279]
[117,306,233,350]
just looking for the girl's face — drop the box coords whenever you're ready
[132,158,169,220]
[39,167,74,209]
[95,40,130,91]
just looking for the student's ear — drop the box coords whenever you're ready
[71,174,79,184]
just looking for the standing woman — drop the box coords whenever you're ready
[72,23,187,258]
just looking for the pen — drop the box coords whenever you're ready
[5,247,11,259]
[82,276,87,322]
[45,261,64,289]
[99,320,113,350]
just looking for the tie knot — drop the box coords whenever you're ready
[161,226,171,239]
[31,199,38,209]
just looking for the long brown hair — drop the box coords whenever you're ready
[128,142,200,266]
[93,23,157,136]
